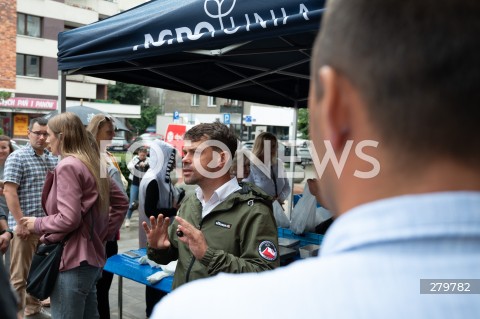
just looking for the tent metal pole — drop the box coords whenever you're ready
[239,101,244,142]
[286,102,299,220]
[58,71,67,113]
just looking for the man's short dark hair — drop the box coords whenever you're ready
[184,122,238,159]
[29,117,49,130]
[312,0,480,167]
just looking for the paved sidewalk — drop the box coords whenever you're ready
[110,213,148,319]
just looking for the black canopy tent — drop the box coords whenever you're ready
[57,0,325,110]
[57,0,326,214]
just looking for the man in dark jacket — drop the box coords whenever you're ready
[143,122,279,290]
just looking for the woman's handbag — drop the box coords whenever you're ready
[26,237,69,300]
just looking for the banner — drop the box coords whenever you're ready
[165,124,187,154]
[0,98,57,110]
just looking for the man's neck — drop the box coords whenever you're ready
[334,158,480,216]
[29,143,45,156]
[199,175,232,202]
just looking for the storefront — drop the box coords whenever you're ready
[0,98,141,138]
[0,97,57,137]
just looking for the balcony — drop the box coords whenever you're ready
[220,101,243,114]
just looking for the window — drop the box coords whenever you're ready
[17,13,42,37]
[16,54,41,77]
[191,94,200,106]
[208,96,217,107]
[226,99,239,106]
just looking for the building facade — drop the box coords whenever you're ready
[162,90,295,142]
[0,0,145,137]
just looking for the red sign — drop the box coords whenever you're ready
[165,124,187,154]
[0,97,57,110]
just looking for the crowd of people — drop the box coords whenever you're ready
[2,0,480,318]
[0,116,288,319]
[0,115,129,319]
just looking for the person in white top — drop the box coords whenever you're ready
[242,132,291,204]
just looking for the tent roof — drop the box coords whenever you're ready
[58,0,325,108]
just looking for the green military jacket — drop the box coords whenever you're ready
[148,182,280,290]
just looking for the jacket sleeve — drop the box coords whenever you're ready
[108,166,126,195]
[276,160,291,203]
[127,156,137,174]
[277,178,291,204]
[107,178,129,240]
[34,162,87,242]
[144,180,159,216]
[200,202,280,274]
[147,245,179,265]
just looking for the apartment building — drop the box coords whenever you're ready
[162,90,295,142]
[0,0,145,137]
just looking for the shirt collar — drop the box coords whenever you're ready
[24,143,50,156]
[321,191,480,257]
[195,177,241,204]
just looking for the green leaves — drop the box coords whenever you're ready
[297,108,309,139]
[107,82,160,134]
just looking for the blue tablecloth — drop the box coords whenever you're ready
[105,230,322,295]
[104,248,173,293]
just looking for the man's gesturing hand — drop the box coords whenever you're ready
[175,216,208,260]
[142,215,171,250]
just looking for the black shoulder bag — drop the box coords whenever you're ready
[27,208,95,300]
[26,233,72,300]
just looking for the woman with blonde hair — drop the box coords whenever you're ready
[21,112,128,319]
[243,132,291,204]
[86,113,127,319]
[86,114,128,187]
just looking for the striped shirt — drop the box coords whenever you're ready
[4,144,58,228]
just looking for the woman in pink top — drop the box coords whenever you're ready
[21,113,128,319]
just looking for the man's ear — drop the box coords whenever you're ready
[216,150,230,169]
[319,66,351,151]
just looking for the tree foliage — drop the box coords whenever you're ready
[0,91,12,100]
[297,108,309,139]
[107,82,160,134]
[108,82,147,105]
[129,105,161,134]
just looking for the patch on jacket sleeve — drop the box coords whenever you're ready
[258,240,278,261]
[215,220,232,229]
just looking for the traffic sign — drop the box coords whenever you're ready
[173,110,180,120]
[245,115,252,126]
[224,113,231,124]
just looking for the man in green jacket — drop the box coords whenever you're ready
[143,122,279,290]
